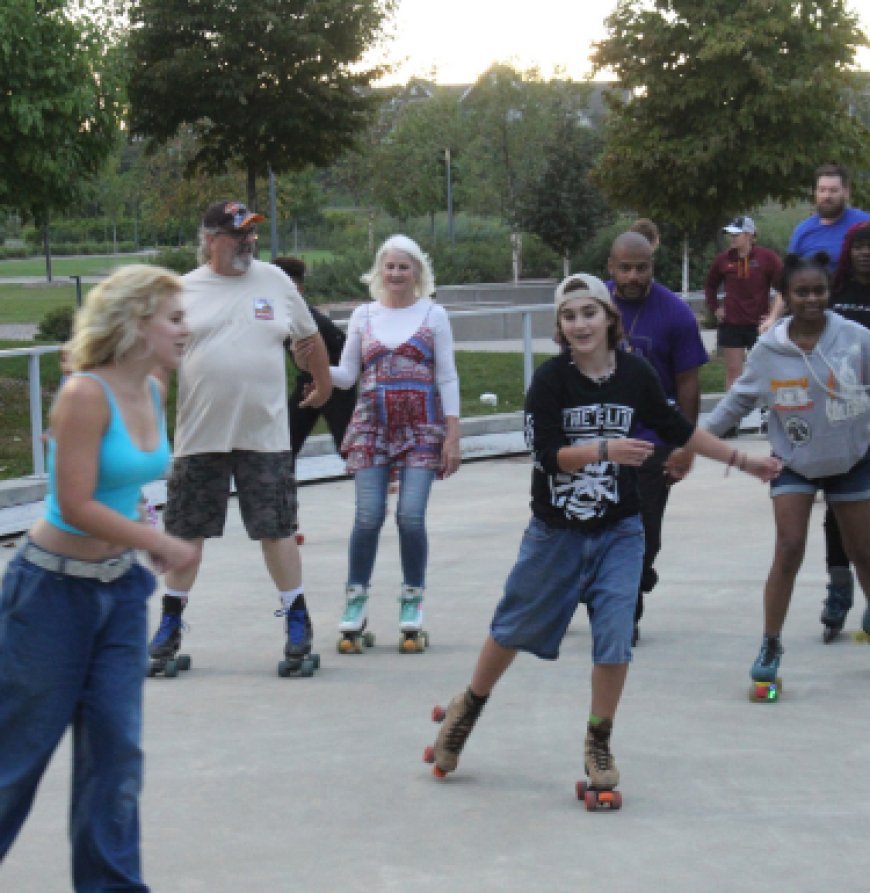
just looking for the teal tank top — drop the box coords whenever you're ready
[44,373,172,535]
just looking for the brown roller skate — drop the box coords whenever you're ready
[422,687,487,778]
[576,719,622,811]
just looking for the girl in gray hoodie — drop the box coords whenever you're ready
[704,252,870,690]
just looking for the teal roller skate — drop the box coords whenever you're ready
[399,585,429,653]
[750,635,783,702]
[337,585,375,654]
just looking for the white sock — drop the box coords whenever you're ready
[165,588,189,604]
[279,586,305,610]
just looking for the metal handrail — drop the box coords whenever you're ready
[0,304,553,477]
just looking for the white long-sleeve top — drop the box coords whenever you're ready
[330,298,460,417]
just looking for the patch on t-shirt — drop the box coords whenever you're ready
[253,297,275,320]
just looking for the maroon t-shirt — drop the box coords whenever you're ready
[704,245,782,326]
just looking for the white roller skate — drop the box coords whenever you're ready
[399,585,429,653]
[337,584,374,654]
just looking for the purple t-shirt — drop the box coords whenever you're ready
[788,207,870,269]
[608,280,709,446]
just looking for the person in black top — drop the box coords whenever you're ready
[819,221,870,640]
[422,273,780,801]
[273,256,357,461]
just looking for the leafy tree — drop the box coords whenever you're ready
[591,0,870,241]
[0,0,124,277]
[518,122,612,276]
[127,0,396,211]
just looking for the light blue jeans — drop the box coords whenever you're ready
[0,553,154,892]
[348,464,436,589]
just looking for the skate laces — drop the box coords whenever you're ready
[760,637,783,666]
[153,612,187,645]
[587,727,614,771]
[342,593,367,620]
[444,696,483,754]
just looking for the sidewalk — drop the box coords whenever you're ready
[1,437,868,892]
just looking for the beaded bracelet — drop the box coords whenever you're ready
[598,438,608,462]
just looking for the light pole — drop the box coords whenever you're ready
[445,147,454,245]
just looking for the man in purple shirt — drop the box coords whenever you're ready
[607,232,709,643]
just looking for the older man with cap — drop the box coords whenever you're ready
[148,200,332,676]
[704,215,782,392]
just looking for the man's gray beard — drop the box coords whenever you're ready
[231,252,253,273]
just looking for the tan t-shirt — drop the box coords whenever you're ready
[173,260,318,456]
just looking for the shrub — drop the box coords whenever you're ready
[36,305,75,343]
[150,247,198,274]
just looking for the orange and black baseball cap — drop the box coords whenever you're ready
[202,200,265,232]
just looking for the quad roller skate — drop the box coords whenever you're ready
[398,586,429,653]
[820,568,853,643]
[337,585,375,654]
[275,604,320,677]
[749,635,783,702]
[423,687,487,778]
[576,719,622,811]
[148,596,191,678]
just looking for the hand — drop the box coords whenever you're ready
[299,382,331,409]
[441,435,461,477]
[758,315,773,334]
[743,454,783,482]
[714,307,725,324]
[605,438,655,467]
[292,338,315,371]
[664,447,694,482]
[151,534,198,574]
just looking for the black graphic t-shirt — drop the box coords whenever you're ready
[526,350,695,530]
[831,279,870,330]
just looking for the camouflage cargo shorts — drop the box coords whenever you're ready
[163,450,298,540]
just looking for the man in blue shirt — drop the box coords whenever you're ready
[762,163,869,329]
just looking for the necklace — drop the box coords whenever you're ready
[570,350,616,385]
[622,298,646,353]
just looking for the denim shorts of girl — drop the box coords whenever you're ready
[490,514,644,664]
[770,446,870,501]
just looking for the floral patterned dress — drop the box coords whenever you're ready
[341,305,446,477]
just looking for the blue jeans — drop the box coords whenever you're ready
[348,465,436,589]
[0,554,155,892]
[490,515,644,663]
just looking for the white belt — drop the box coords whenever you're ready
[20,541,135,583]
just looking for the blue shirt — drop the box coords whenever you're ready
[45,374,171,535]
[788,207,870,270]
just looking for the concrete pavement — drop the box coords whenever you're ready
[1,435,869,893]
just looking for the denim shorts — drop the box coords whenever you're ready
[490,514,644,664]
[770,447,870,502]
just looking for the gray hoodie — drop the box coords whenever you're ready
[706,311,870,479]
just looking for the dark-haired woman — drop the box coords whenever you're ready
[703,252,870,687]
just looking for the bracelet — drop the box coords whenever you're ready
[725,448,738,477]
[598,438,608,462]
[738,452,748,472]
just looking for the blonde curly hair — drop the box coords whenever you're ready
[68,265,183,370]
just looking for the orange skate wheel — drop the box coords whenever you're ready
[294,533,304,545]
[423,745,435,764]
[575,781,588,800]
[598,790,622,810]
[432,765,448,779]
[584,790,598,811]
[432,705,446,723]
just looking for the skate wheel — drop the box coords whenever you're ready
[337,637,355,654]
[853,630,870,643]
[597,790,622,810]
[300,657,315,677]
[294,533,304,545]
[147,664,158,678]
[400,637,418,653]
[432,705,446,723]
[310,652,321,670]
[432,765,448,779]
[575,781,588,800]
[423,745,435,764]
[176,654,191,672]
[584,790,598,811]
[163,659,178,678]
[278,660,293,678]
[363,630,376,648]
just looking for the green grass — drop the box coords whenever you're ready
[0,283,89,325]
[0,346,727,480]
[0,254,153,279]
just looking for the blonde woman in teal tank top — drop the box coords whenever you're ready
[0,265,197,892]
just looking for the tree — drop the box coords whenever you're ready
[591,0,870,279]
[127,0,396,212]
[519,124,612,276]
[0,1,124,278]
